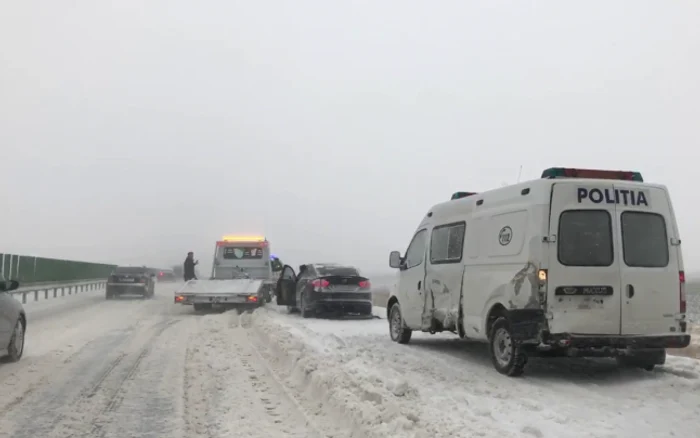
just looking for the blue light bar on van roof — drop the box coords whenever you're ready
[451,191,478,200]
[541,167,643,182]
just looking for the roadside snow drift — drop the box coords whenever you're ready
[249,307,700,438]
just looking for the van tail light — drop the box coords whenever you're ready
[537,269,548,305]
[358,280,371,289]
[679,271,686,314]
[311,279,330,289]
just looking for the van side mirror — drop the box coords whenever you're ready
[389,251,402,269]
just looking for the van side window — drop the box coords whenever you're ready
[558,210,613,267]
[430,222,466,264]
[621,211,669,267]
[404,229,428,269]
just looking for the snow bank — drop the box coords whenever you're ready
[251,306,700,438]
[250,308,430,438]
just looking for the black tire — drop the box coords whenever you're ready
[6,318,25,362]
[617,349,665,371]
[300,294,313,319]
[389,303,412,344]
[488,317,527,377]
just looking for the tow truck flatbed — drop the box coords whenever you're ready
[174,279,264,310]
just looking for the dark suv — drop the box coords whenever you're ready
[106,266,156,299]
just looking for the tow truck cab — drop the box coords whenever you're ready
[211,235,278,302]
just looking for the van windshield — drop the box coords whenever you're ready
[558,210,613,267]
[621,211,669,267]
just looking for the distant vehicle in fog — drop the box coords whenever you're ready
[275,263,373,318]
[157,269,177,282]
[106,266,156,299]
[0,279,25,362]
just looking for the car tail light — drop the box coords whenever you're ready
[175,295,185,303]
[680,271,686,314]
[358,280,371,289]
[247,295,258,302]
[312,279,330,288]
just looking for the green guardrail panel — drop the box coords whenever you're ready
[0,253,117,285]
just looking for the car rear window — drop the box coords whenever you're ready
[558,210,614,267]
[316,266,359,277]
[115,267,148,274]
[621,211,669,267]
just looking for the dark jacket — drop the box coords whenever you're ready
[184,256,197,281]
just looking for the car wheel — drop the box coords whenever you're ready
[488,317,527,377]
[389,303,412,344]
[7,318,25,362]
[617,349,665,371]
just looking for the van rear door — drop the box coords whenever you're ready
[547,182,622,335]
[614,184,682,336]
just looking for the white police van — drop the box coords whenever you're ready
[386,167,690,376]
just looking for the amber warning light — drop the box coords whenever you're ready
[221,235,266,242]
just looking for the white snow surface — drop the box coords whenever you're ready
[252,305,700,438]
[2,286,699,438]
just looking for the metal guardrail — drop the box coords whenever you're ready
[10,279,106,304]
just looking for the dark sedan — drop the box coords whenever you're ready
[106,266,156,299]
[275,263,373,318]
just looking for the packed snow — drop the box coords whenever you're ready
[1,285,699,438]
[254,306,700,438]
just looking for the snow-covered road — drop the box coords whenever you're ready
[0,284,348,438]
[1,285,699,438]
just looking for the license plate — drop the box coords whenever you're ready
[120,278,135,282]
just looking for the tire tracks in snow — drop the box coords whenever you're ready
[0,316,180,438]
[183,310,337,438]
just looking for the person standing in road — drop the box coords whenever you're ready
[184,251,199,281]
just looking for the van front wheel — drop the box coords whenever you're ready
[489,317,527,377]
[389,303,412,344]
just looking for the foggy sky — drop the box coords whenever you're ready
[1,1,699,276]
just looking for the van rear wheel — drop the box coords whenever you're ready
[489,317,527,377]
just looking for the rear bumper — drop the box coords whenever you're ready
[543,332,691,350]
[310,299,372,314]
[174,294,261,306]
[107,283,148,294]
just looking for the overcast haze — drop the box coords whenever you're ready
[1,1,699,276]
